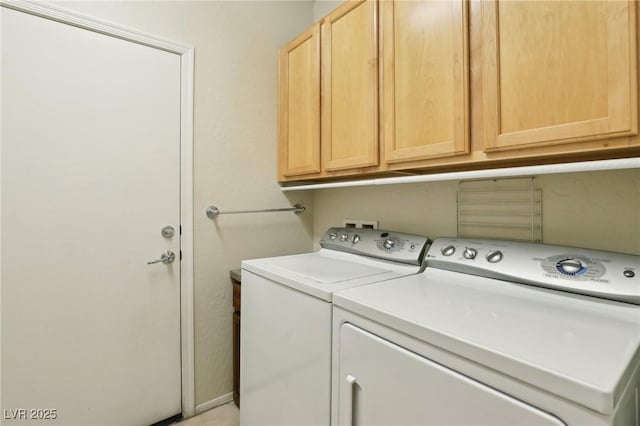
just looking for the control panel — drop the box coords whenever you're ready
[320,227,430,266]
[426,238,640,304]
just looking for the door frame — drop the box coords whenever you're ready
[0,0,196,418]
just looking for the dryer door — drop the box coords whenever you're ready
[337,324,566,426]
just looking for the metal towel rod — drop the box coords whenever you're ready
[206,204,305,219]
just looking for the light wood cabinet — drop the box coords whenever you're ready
[278,24,321,180]
[277,0,640,184]
[481,0,638,152]
[321,0,379,172]
[381,0,470,164]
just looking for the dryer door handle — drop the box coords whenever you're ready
[344,374,357,426]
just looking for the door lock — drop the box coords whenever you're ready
[161,225,175,238]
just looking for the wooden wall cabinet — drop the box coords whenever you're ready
[481,0,638,153]
[277,0,639,184]
[381,0,470,164]
[321,0,379,172]
[278,24,321,180]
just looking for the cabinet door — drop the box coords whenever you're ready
[337,324,565,426]
[382,0,469,164]
[278,24,321,180]
[321,0,378,172]
[482,0,638,152]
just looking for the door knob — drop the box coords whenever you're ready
[147,250,176,265]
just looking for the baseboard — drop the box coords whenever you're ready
[194,392,234,415]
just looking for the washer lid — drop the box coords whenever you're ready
[242,249,420,302]
[333,268,640,415]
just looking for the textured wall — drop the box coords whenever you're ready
[52,0,315,407]
[313,0,343,20]
[312,169,640,255]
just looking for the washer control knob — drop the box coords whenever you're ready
[463,247,477,260]
[383,239,395,250]
[340,234,349,242]
[329,232,338,240]
[441,245,456,256]
[623,269,635,278]
[486,250,503,263]
[352,234,361,244]
[557,258,584,275]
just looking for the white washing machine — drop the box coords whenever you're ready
[240,227,430,426]
[332,238,640,426]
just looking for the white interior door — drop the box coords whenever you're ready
[2,6,182,425]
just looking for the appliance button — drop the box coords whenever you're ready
[486,250,503,263]
[410,244,416,250]
[623,269,635,278]
[340,234,349,242]
[441,245,456,256]
[352,234,361,244]
[463,247,477,260]
[381,232,389,238]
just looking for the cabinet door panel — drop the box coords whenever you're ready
[482,0,637,152]
[382,0,469,163]
[322,0,378,172]
[278,24,321,179]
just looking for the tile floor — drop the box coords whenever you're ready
[179,402,239,426]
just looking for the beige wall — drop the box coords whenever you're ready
[312,169,640,255]
[52,0,314,407]
[313,0,342,20]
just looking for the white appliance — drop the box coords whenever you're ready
[332,238,640,426]
[240,227,430,426]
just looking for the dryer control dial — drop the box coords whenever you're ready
[463,247,478,260]
[486,250,503,263]
[541,254,606,281]
[441,245,456,256]
[557,258,585,275]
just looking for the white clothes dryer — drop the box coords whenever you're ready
[332,238,640,426]
[240,227,430,426]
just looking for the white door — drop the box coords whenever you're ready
[337,324,566,426]
[2,7,182,425]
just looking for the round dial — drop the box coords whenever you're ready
[463,247,477,260]
[340,234,349,242]
[329,232,337,240]
[352,234,361,244]
[441,245,456,256]
[486,250,503,263]
[556,258,585,275]
[383,239,395,249]
[540,254,606,281]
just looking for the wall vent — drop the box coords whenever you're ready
[457,177,542,242]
